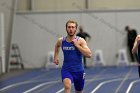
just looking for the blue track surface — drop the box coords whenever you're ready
[0,66,140,93]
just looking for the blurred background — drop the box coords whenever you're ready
[1,0,140,74]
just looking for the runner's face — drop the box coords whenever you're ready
[66,23,77,37]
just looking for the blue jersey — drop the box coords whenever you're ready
[61,36,84,72]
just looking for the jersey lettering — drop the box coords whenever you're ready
[62,46,75,50]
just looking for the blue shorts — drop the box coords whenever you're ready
[61,70,85,91]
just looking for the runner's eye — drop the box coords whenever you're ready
[68,26,75,29]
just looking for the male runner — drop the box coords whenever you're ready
[54,20,92,93]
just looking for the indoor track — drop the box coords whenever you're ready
[0,66,140,93]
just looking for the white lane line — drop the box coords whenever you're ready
[0,80,58,91]
[114,67,132,93]
[55,83,75,93]
[126,79,140,93]
[23,81,60,93]
[90,78,122,93]
[0,80,36,91]
[0,68,60,91]
[56,88,64,93]
[55,68,107,93]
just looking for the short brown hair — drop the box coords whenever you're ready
[66,20,78,29]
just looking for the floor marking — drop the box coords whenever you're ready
[0,69,60,91]
[1,66,138,93]
[126,79,140,93]
[84,69,107,86]
[23,81,59,93]
[91,78,122,93]
[0,80,58,91]
[114,68,132,93]
[56,88,64,93]
[0,80,36,91]
[55,83,75,93]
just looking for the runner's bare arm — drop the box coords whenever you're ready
[132,35,140,54]
[54,37,62,65]
[72,37,92,58]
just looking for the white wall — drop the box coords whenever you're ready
[11,10,140,68]
[17,0,140,11]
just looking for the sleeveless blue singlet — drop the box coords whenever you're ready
[61,36,84,72]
